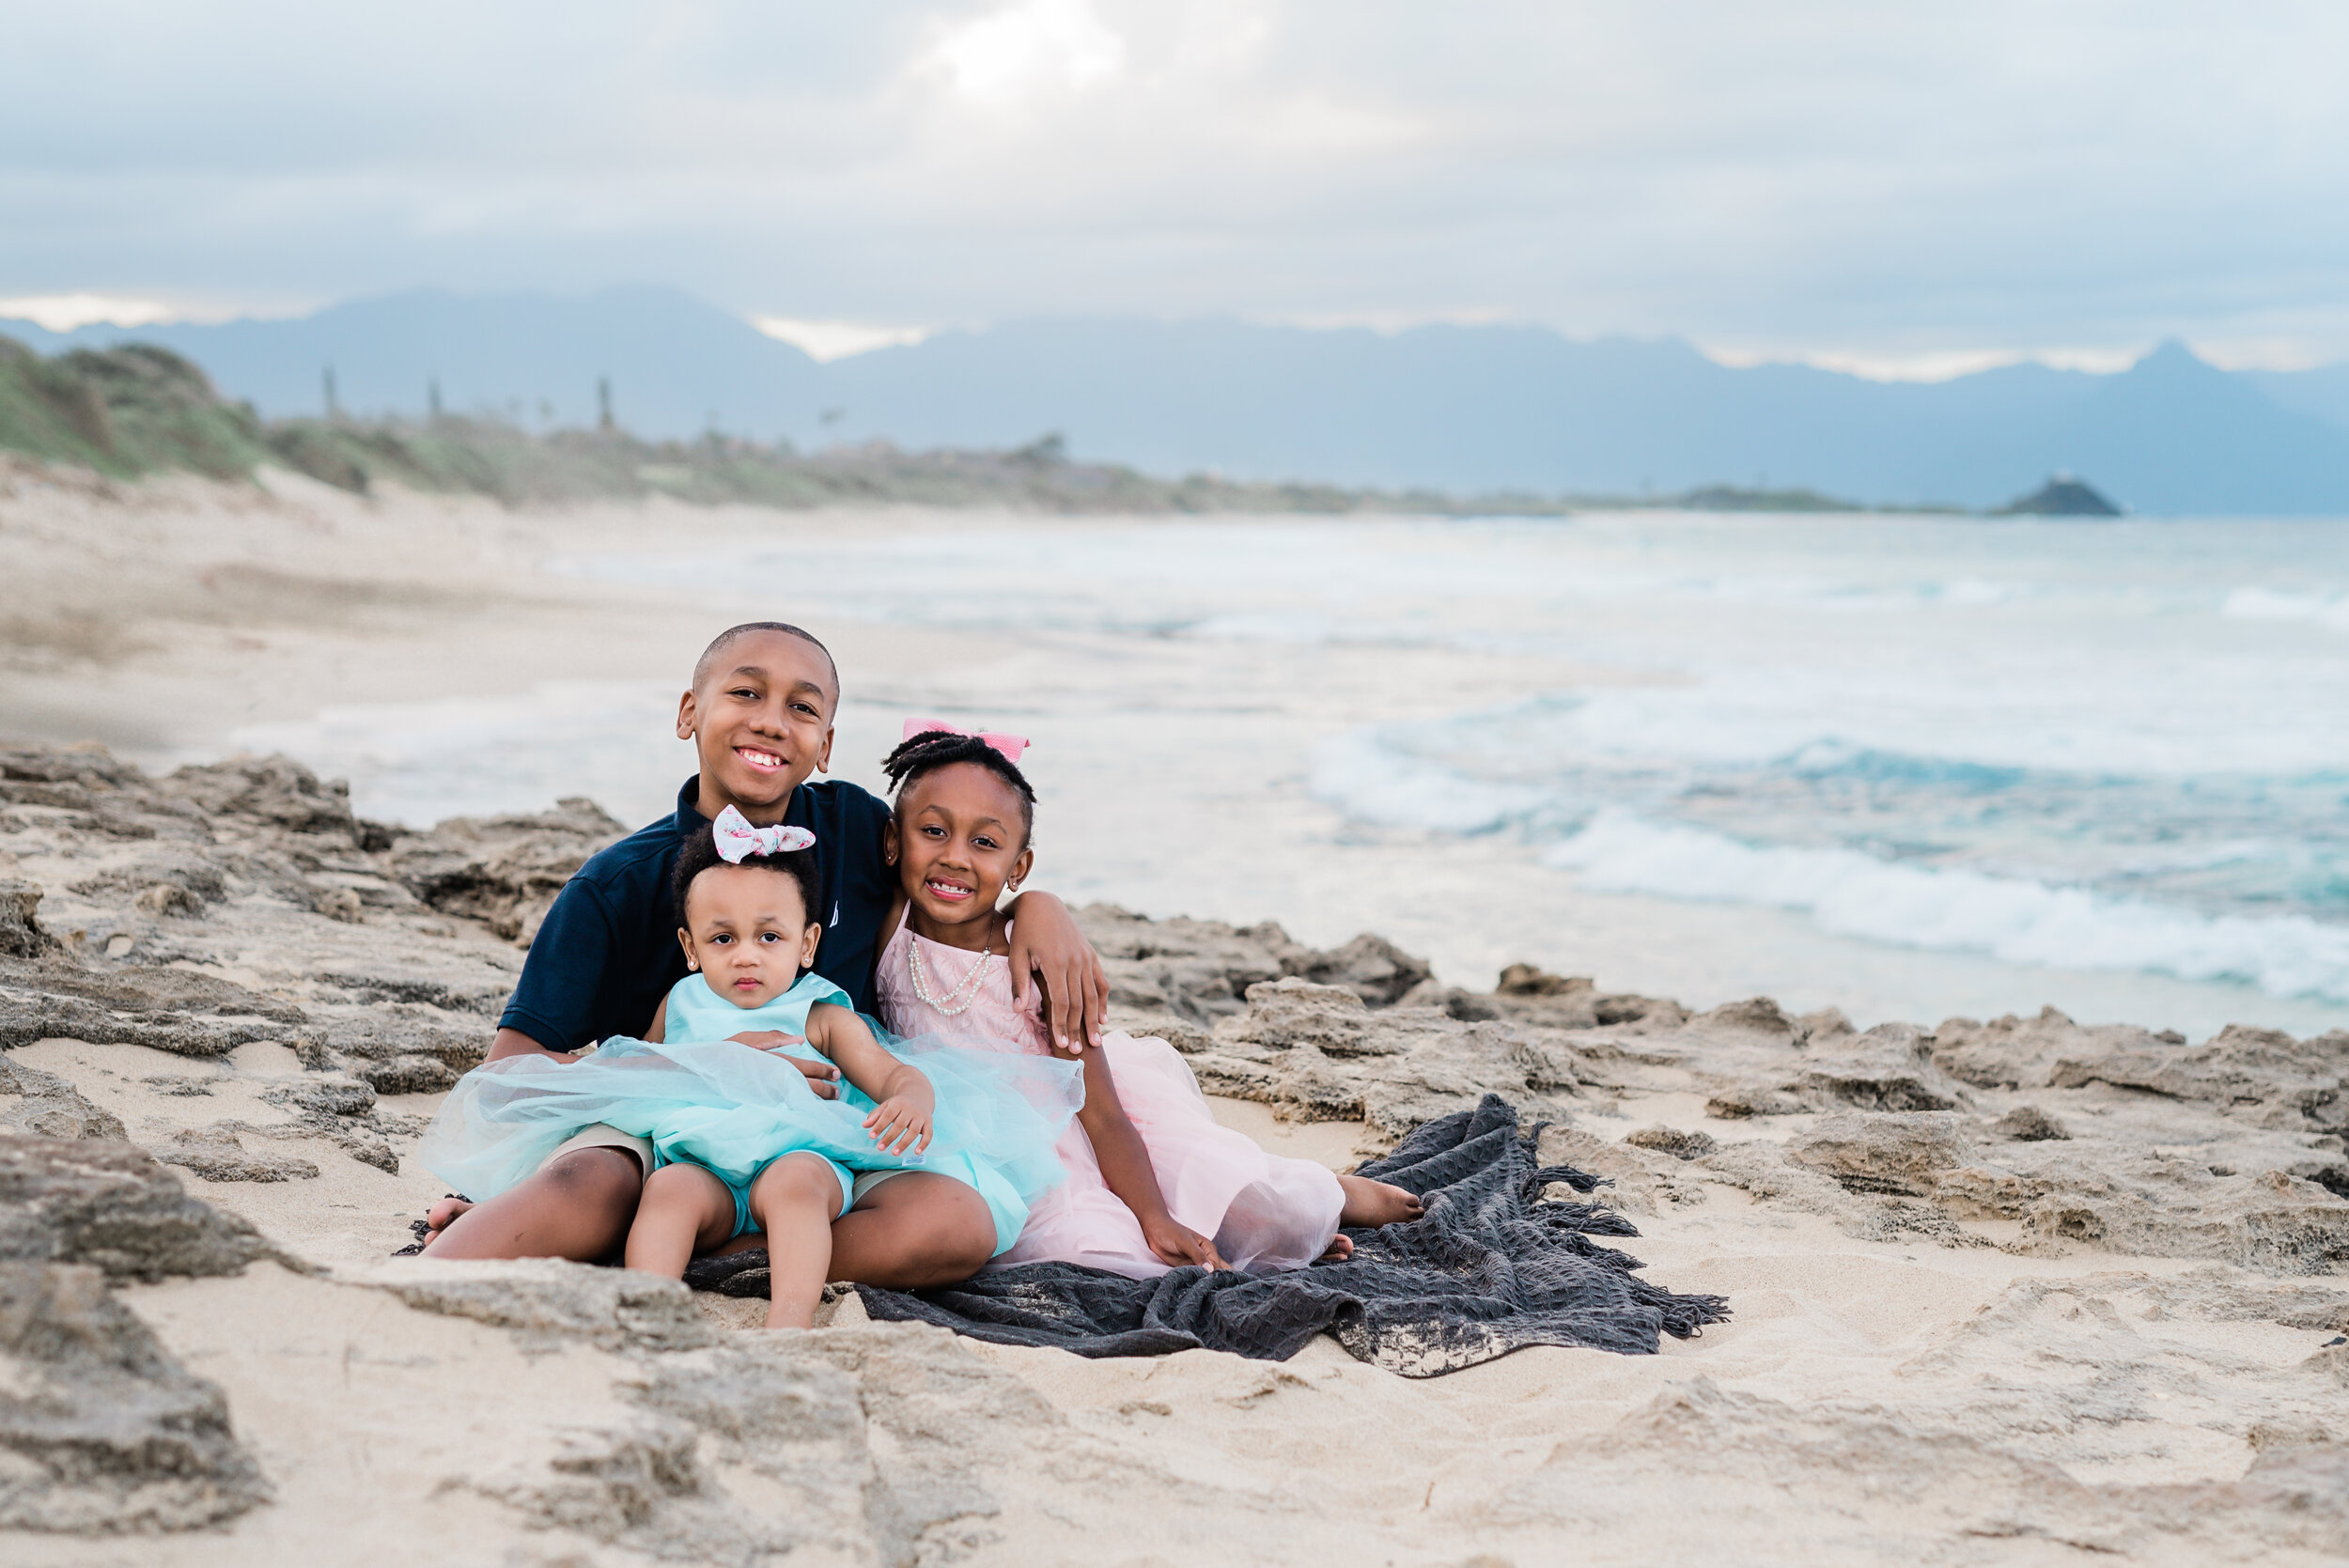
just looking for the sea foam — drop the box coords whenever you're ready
[1542,811,2349,1002]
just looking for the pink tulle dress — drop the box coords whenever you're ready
[876,916,1346,1278]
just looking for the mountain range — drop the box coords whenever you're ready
[11,286,2349,514]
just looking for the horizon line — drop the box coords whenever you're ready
[0,286,2338,382]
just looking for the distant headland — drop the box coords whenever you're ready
[1999,474,2124,516]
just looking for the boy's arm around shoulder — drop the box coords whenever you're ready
[1003,891,1111,1055]
[805,1001,933,1156]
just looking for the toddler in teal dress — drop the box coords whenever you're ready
[421,806,1081,1327]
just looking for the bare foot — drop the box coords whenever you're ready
[419,1195,474,1249]
[1336,1174,1424,1229]
[1317,1233,1356,1263]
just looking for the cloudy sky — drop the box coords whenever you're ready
[5,1,2347,373]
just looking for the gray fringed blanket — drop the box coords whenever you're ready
[686,1095,1729,1376]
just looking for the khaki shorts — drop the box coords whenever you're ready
[538,1125,910,1209]
[539,1123,654,1173]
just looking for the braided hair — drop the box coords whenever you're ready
[671,820,823,930]
[880,729,1037,846]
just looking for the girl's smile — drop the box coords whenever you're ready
[890,761,1035,949]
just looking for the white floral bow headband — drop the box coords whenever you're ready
[712,804,816,862]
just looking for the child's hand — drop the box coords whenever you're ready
[863,1094,932,1157]
[1142,1213,1228,1271]
[725,1032,840,1099]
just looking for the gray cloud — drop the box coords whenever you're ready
[4,1,2347,366]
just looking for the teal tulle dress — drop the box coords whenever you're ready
[418,970,1083,1254]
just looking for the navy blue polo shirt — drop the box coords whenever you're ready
[498,774,895,1053]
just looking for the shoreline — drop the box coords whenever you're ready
[4,464,2341,1038]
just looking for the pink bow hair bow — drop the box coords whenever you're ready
[901,718,1032,765]
[712,804,817,863]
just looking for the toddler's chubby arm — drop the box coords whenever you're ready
[805,1001,934,1156]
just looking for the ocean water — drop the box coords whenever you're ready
[240,510,2349,1031]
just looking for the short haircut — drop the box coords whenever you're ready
[880,729,1038,846]
[671,820,824,931]
[692,621,838,702]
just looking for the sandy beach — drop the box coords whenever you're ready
[5,467,2347,1565]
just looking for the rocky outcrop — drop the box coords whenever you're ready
[379,797,628,944]
[2047,1022,2349,1139]
[0,1134,281,1281]
[155,1125,322,1184]
[1179,976,1587,1140]
[374,1258,717,1355]
[0,1055,127,1141]
[0,957,310,1058]
[365,1259,1088,1565]
[0,1119,280,1533]
[0,1263,270,1532]
[1787,1111,1970,1196]
[3,738,2346,1281]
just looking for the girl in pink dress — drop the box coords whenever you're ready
[873,722,1423,1278]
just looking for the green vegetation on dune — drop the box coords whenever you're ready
[0,332,1935,515]
[0,338,279,479]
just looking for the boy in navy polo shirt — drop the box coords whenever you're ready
[424,622,1110,1287]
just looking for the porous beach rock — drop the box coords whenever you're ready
[369,1258,719,1354]
[155,751,369,837]
[1786,1111,1970,1196]
[1993,1105,2071,1141]
[1937,1147,2349,1272]
[155,1124,321,1184]
[1625,1124,1718,1160]
[1931,1006,2170,1091]
[1190,976,1582,1138]
[0,1262,270,1532]
[1076,905,1431,1020]
[0,1133,278,1281]
[1703,1022,1970,1119]
[1073,904,1298,1024]
[450,1322,1065,1565]
[1282,931,1432,1005]
[0,1055,128,1141]
[380,797,627,944]
[1219,976,1374,1053]
[2049,1022,2349,1137]
[0,941,310,1058]
[1796,1023,1970,1112]
[1535,1124,1707,1215]
[0,878,57,958]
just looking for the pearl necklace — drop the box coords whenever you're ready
[908,932,992,1017]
